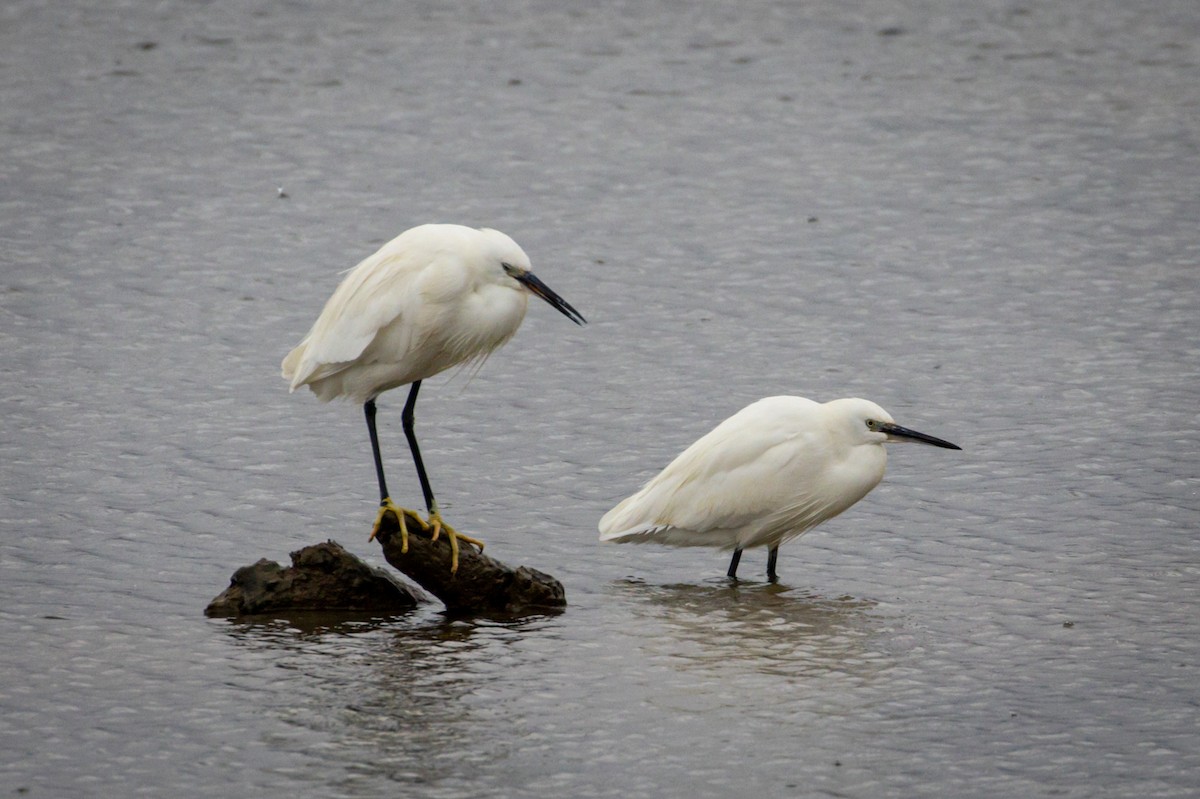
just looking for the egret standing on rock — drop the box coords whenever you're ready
[599,396,960,581]
[283,223,585,572]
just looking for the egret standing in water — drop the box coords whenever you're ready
[599,396,960,581]
[283,224,585,572]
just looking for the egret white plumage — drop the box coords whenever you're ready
[283,223,585,572]
[598,396,960,581]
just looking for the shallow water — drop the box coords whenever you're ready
[2,1,1198,796]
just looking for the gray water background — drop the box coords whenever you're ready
[2,1,1198,796]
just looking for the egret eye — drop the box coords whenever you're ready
[866,419,878,430]
[501,262,516,276]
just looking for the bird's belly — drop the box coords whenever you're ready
[360,292,524,396]
[735,514,815,551]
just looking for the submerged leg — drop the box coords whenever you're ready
[366,398,414,552]
[400,380,484,573]
[727,547,743,579]
[766,546,779,583]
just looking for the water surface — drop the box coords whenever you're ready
[2,1,1198,796]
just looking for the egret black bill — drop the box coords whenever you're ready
[516,271,587,326]
[880,422,961,450]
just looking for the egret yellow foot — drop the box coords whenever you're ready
[368,498,420,554]
[425,512,485,574]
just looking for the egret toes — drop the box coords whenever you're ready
[425,513,485,574]
[367,504,484,574]
[368,498,421,551]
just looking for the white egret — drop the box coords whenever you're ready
[598,396,960,581]
[283,223,585,572]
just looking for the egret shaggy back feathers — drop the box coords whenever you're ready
[282,224,536,403]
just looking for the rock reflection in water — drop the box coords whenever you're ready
[216,610,560,794]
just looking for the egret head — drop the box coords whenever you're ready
[482,228,587,326]
[478,228,533,276]
[832,398,961,450]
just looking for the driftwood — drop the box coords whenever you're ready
[372,508,566,616]
[205,540,425,617]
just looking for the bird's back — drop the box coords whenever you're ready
[282,225,530,403]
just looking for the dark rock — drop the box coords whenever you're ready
[205,540,425,617]
[373,509,567,616]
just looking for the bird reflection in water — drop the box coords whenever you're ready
[608,578,887,683]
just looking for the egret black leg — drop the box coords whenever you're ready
[364,398,390,504]
[397,380,484,572]
[766,546,779,582]
[727,547,743,579]
[365,398,410,547]
[400,380,438,515]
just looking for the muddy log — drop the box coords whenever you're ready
[373,509,566,615]
[205,540,425,617]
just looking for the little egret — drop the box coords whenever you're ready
[282,223,585,572]
[598,396,960,581]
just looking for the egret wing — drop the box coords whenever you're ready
[600,397,830,543]
[284,240,432,388]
